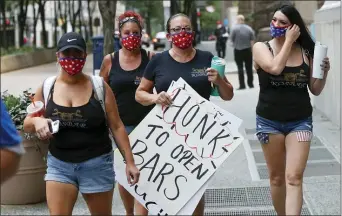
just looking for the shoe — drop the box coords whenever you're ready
[237,87,246,90]
[249,85,254,88]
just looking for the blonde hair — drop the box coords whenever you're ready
[237,14,245,23]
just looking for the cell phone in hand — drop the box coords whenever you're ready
[49,120,60,134]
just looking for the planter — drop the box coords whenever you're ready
[1,133,49,205]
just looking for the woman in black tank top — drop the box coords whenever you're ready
[23,32,140,215]
[252,5,331,215]
[99,11,153,216]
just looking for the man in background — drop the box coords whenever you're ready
[0,100,24,184]
[230,15,255,90]
[214,21,228,58]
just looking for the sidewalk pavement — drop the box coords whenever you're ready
[1,54,340,215]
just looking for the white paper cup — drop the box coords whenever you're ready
[26,101,44,117]
[312,42,328,79]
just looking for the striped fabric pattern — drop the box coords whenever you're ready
[296,131,312,142]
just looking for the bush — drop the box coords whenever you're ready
[0,46,44,57]
[1,89,34,131]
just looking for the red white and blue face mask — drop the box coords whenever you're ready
[270,21,290,38]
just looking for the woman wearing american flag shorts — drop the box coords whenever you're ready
[252,4,331,216]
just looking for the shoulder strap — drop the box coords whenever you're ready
[90,75,116,148]
[42,76,57,108]
[264,41,274,56]
[90,75,106,116]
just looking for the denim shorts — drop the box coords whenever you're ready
[256,115,313,144]
[125,125,136,134]
[45,151,115,194]
[112,125,136,148]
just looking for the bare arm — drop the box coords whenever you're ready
[23,85,51,136]
[253,25,300,75]
[208,67,234,100]
[103,82,134,164]
[253,41,293,75]
[99,53,113,83]
[135,78,158,106]
[217,76,234,100]
[308,56,329,96]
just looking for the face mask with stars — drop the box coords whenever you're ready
[270,21,290,38]
[58,57,86,76]
[171,30,194,49]
[121,34,141,51]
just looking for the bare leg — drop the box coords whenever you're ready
[192,195,205,216]
[285,132,310,215]
[260,133,286,215]
[118,184,135,215]
[46,181,78,215]
[82,189,114,215]
[135,199,148,215]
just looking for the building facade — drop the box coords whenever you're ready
[13,1,125,48]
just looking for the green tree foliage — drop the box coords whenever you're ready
[124,0,164,37]
[200,0,221,29]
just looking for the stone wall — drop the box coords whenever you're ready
[312,1,341,128]
[1,44,92,74]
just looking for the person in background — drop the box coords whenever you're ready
[253,4,330,215]
[23,32,140,215]
[100,11,154,216]
[0,99,25,184]
[230,15,255,90]
[114,29,122,51]
[136,13,234,216]
[214,20,228,58]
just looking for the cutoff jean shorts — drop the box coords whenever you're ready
[255,115,313,144]
[44,151,115,194]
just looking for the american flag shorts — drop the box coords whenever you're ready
[296,131,312,142]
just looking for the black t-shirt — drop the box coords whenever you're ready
[109,49,154,126]
[143,49,214,100]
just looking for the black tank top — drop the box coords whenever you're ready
[45,82,112,163]
[109,49,154,126]
[256,41,312,122]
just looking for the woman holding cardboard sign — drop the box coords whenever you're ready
[23,32,140,215]
[100,11,154,216]
[253,4,330,215]
[135,13,234,215]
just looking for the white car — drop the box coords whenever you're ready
[152,31,167,50]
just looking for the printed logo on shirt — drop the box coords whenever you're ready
[191,67,207,77]
[51,108,87,128]
[269,70,308,88]
[134,76,142,85]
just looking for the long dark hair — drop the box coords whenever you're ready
[274,4,315,58]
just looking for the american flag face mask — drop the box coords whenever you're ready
[270,21,290,38]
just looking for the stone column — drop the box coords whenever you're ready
[312,1,341,127]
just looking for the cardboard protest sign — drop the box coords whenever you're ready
[114,78,244,215]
